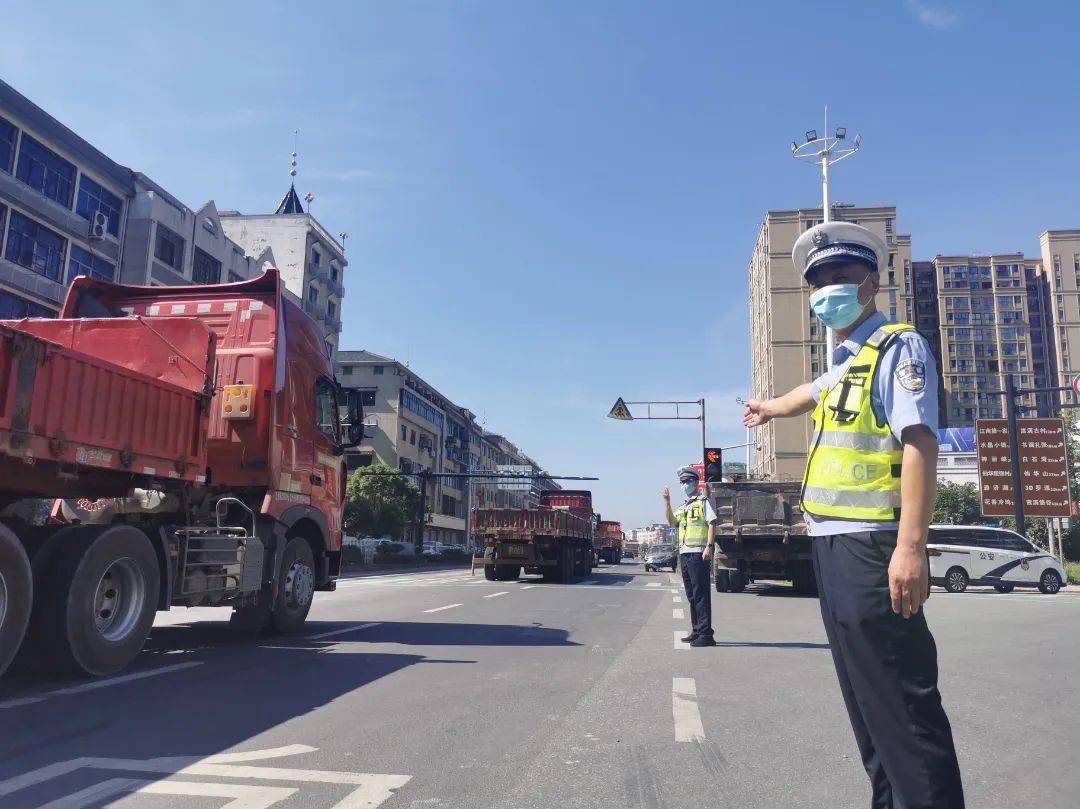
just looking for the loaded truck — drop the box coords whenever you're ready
[708,480,816,595]
[474,489,595,582]
[595,520,623,564]
[0,268,364,678]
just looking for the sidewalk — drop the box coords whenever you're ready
[341,562,473,579]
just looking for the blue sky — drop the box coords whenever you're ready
[3,1,1079,527]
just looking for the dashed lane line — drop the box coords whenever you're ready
[672,677,706,742]
[423,604,462,614]
[674,630,688,650]
[306,622,382,640]
[0,661,204,711]
[673,608,685,620]
[483,591,509,599]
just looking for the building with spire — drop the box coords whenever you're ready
[220,150,346,356]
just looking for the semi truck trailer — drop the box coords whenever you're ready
[0,268,364,677]
[474,490,595,582]
[596,520,623,564]
[709,480,816,595]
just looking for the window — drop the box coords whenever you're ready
[307,286,318,308]
[327,300,337,321]
[341,366,353,376]
[16,135,75,207]
[401,389,444,427]
[154,225,184,270]
[357,388,377,406]
[192,247,221,284]
[0,289,53,319]
[410,429,417,445]
[67,244,115,282]
[75,175,123,237]
[314,378,339,443]
[5,210,66,281]
[0,116,16,173]
[373,365,384,375]
[331,263,339,282]
[310,247,321,267]
[400,425,407,441]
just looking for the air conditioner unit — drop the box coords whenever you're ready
[89,211,109,240]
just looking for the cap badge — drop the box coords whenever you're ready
[811,231,829,247]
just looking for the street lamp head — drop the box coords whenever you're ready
[791,140,798,153]
[835,126,846,139]
[853,133,861,148]
[805,130,818,143]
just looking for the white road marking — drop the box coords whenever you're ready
[483,591,509,599]
[0,661,204,711]
[0,746,411,808]
[521,585,537,589]
[673,596,682,604]
[673,608,685,620]
[672,677,706,742]
[674,630,687,650]
[307,622,382,640]
[646,582,661,588]
[423,603,462,613]
[37,777,297,809]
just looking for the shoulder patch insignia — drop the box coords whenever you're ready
[895,359,926,392]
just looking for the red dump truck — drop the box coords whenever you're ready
[0,268,364,677]
[596,520,623,565]
[473,490,595,582]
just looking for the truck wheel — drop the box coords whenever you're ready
[715,569,731,593]
[0,524,33,677]
[269,537,316,634]
[728,570,747,594]
[28,525,159,677]
[495,564,520,581]
[484,564,498,581]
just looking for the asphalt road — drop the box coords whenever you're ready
[1,562,1077,808]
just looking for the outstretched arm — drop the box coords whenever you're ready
[742,384,817,427]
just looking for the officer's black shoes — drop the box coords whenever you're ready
[681,633,698,643]
[690,635,716,647]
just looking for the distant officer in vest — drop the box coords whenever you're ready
[662,466,716,647]
[743,221,964,809]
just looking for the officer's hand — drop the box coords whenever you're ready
[661,486,670,500]
[702,545,714,562]
[888,544,929,619]
[742,399,771,428]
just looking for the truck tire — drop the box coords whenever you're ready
[26,525,159,677]
[728,570,747,594]
[0,524,33,677]
[270,537,316,634]
[714,569,731,593]
[494,564,520,581]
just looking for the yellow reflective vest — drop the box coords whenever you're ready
[801,323,913,522]
[676,496,710,549]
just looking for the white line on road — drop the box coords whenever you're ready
[674,630,687,650]
[307,622,382,640]
[672,677,706,742]
[521,585,537,589]
[0,661,204,711]
[423,603,462,613]
[673,596,682,603]
[483,591,509,599]
[646,582,661,588]
[673,608,685,620]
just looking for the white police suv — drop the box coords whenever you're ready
[927,525,1067,595]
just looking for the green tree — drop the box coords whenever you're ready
[343,464,421,541]
[932,481,981,525]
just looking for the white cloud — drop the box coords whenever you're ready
[905,0,959,30]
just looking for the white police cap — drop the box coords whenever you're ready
[792,222,889,282]
[676,465,699,482]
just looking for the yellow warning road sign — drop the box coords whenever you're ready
[608,397,633,420]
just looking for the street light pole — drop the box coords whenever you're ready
[792,107,861,372]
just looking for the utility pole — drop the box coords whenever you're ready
[1004,374,1025,533]
[792,108,861,371]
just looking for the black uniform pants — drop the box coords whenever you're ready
[813,531,964,809]
[680,552,713,637]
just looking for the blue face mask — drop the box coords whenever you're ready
[681,481,698,497]
[809,276,871,329]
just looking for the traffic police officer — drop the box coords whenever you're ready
[743,222,964,809]
[662,466,716,647]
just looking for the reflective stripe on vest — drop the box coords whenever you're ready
[676,497,709,548]
[801,322,912,522]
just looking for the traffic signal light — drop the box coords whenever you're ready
[704,447,723,484]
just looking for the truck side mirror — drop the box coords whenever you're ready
[339,388,365,449]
